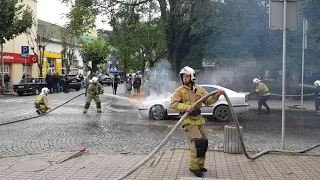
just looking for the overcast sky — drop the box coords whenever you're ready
[37,0,111,30]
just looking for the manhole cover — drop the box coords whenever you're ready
[11,159,51,172]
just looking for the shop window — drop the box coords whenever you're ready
[1,66,9,73]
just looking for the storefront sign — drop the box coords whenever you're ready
[2,52,37,64]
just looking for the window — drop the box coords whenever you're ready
[0,66,9,73]
[201,86,217,93]
[20,78,35,83]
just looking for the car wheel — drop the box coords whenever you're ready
[76,88,80,91]
[214,105,230,122]
[34,88,40,95]
[150,105,167,120]
[18,92,24,96]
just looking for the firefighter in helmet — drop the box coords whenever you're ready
[83,77,104,113]
[34,87,51,114]
[252,78,271,115]
[313,80,320,115]
[170,66,224,177]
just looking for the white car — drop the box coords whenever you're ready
[138,85,250,121]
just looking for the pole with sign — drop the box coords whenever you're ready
[301,20,308,108]
[21,46,29,73]
[269,0,298,150]
[109,56,118,95]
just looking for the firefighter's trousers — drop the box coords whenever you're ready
[183,124,208,170]
[83,95,101,112]
[36,104,49,113]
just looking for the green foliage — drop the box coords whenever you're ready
[80,38,110,72]
[0,0,33,44]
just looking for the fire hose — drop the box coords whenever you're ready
[0,93,85,126]
[115,90,320,180]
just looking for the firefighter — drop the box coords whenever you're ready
[252,78,271,115]
[34,87,51,115]
[313,80,320,115]
[170,66,224,177]
[83,77,104,113]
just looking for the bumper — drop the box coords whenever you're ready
[233,105,250,113]
[138,108,149,118]
[13,87,34,93]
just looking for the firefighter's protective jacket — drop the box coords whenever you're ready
[255,82,270,96]
[87,83,104,97]
[170,84,218,127]
[34,94,51,109]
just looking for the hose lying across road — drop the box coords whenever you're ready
[115,91,320,180]
[0,93,85,126]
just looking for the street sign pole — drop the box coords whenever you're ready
[301,20,308,108]
[281,0,287,150]
[1,44,4,89]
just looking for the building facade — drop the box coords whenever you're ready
[2,0,38,84]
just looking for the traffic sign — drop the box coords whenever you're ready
[109,64,118,74]
[21,46,29,58]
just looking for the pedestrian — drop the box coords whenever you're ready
[83,77,104,113]
[251,78,271,115]
[313,80,320,115]
[126,74,133,96]
[170,66,224,177]
[112,74,120,95]
[133,73,141,95]
[34,87,51,115]
[46,72,53,93]
[63,74,70,93]
[4,73,10,92]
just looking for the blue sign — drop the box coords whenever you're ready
[21,46,29,58]
[109,64,119,74]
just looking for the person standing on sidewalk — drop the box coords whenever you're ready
[251,78,271,115]
[112,74,120,95]
[170,66,224,177]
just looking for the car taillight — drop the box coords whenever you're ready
[245,95,248,102]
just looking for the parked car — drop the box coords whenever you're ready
[13,77,47,96]
[138,85,250,121]
[67,75,82,91]
[100,75,112,86]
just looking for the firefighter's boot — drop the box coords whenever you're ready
[83,102,90,113]
[96,102,102,113]
[36,109,41,115]
[254,107,263,115]
[265,105,271,114]
[189,169,203,177]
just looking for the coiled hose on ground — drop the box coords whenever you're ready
[115,91,320,180]
[0,93,85,126]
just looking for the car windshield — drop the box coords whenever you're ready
[20,78,35,83]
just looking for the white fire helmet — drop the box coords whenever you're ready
[253,78,260,84]
[179,66,196,84]
[91,77,98,84]
[41,87,50,95]
[314,80,320,87]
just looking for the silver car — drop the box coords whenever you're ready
[138,85,250,121]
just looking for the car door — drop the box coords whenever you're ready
[200,85,217,115]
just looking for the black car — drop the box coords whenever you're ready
[67,75,82,91]
[13,77,47,96]
[99,75,112,86]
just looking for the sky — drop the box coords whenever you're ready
[37,0,111,30]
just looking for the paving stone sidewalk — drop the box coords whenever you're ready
[0,149,319,180]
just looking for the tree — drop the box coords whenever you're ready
[0,0,33,84]
[61,0,221,74]
[80,38,110,73]
[60,26,80,74]
[26,20,53,77]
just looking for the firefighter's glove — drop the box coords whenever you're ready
[216,89,224,96]
[185,105,195,113]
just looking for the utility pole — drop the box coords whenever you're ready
[1,44,4,89]
[301,20,308,108]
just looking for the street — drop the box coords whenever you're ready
[0,84,319,158]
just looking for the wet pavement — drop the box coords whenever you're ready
[0,85,319,158]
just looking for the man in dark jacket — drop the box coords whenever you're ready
[112,74,120,95]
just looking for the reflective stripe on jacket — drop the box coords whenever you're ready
[255,82,270,96]
[170,84,218,127]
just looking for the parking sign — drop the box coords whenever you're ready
[21,46,29,58]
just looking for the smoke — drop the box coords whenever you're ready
[143,59,177,101]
